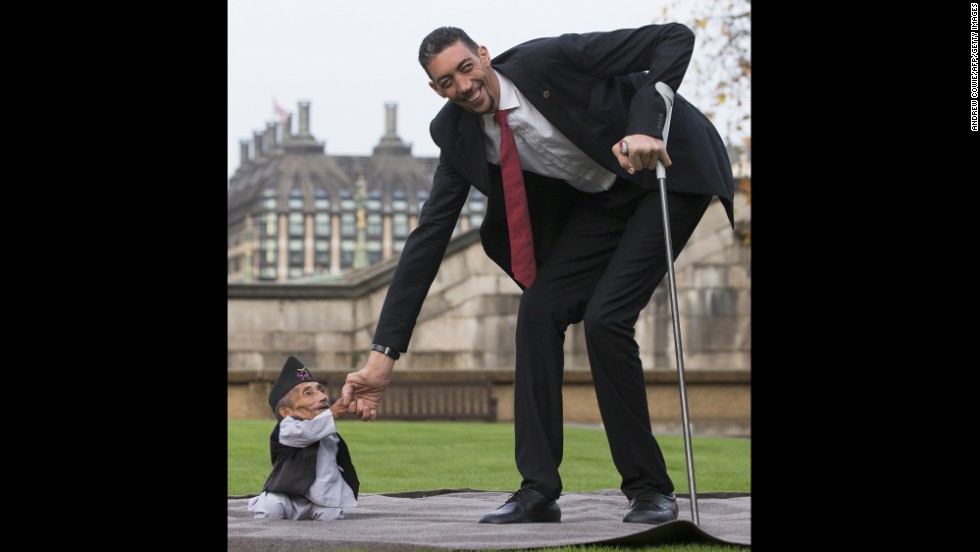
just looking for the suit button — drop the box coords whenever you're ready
[542,90,551,99]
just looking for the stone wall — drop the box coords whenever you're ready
[228,369,750,436]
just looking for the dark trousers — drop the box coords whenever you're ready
[513,179,712,501]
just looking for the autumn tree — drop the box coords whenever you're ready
[659,0,750,152]
[659,0,750,243]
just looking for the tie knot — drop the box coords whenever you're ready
[494,109,508,126]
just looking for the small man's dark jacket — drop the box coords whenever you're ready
[261,419,360,499]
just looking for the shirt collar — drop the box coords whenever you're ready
[493,69,520,113]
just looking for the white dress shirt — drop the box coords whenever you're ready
[480,69,617,193]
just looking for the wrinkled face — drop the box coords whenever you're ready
[280,381,329,421]
[427,41,501,115]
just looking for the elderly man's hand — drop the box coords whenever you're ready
[342,351,395,421]
[329,397,348,419]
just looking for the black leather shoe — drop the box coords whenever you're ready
[623,489,679,524]
[478,488,561,523]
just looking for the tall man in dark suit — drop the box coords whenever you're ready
[343,24,734,525]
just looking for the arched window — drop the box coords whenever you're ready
[367,241,382,264]
[468,192,485,228]
[314,188,330,210]
[288,187,303,210]
[288,239,303,266]
[288,212,304,237]
[314,239,330,271]
[367,189,382,212]
[367,213,382,238]
[392,189,408,212]
[260,212,277,238]
[339,188,355,211]
[341,240,355,267]
[393,213,409,238]
[314,213,330,237]
[341,213,355,236]
[259,213,278,281]
[261,188,277,210]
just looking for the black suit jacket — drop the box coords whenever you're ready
[374,24,735,352]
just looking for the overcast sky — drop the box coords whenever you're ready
[228,0,734,182]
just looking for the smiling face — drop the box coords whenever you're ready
[426,41,501,115]
[278,381,330,421]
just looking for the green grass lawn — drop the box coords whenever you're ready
[229,420,750,552]
[229,420,750,495]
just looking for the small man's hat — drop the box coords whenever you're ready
[268,356,317,414]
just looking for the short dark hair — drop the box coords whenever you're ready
[419,26,478,74]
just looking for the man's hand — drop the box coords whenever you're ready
[612,134,671,175]
[342,350,395,421]
[329,397,348,419]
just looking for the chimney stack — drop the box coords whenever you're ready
[372,102,411,155]
[253,130,265,159]
[281,101,324,153]
[239,140,250,166]
[265,122,277,151]
[281,113,292,144]
[298,101,311,137]
[384,103,398,138]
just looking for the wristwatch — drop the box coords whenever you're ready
[370,343,400,360]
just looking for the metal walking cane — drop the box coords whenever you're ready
[621,81,700,525]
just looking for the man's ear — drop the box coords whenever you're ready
[478,45,491,66]
[429,80,447,98]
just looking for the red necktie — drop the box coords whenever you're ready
[495,109,536,288]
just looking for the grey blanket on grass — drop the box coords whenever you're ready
[228,489,750,550]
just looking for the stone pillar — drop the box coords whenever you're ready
[330,216,341,274]
[278,213,288,282]
[382,215,393,260]
[304,214,314,276]
[353,176,369,269]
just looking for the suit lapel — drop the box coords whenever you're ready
[454,113,490,195]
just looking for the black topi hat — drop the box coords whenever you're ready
[268,356,316,414]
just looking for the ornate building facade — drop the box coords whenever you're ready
[228,101,486,282]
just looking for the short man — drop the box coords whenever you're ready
[344,24,734,524]
[249,356,359,521]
